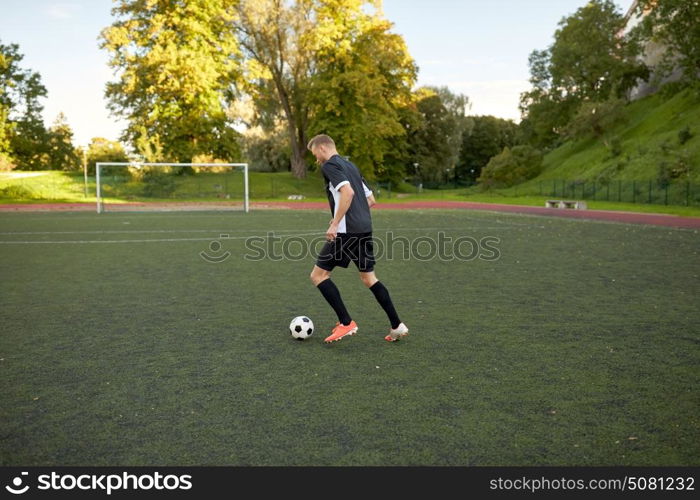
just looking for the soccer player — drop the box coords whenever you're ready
[307,134,409,343]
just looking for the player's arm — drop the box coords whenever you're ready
[362,180,375,207]
[327,184,354,240]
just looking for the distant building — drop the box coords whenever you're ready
[619,0,683,100]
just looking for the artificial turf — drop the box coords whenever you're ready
[0,208,698,465]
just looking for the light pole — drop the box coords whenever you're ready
[413,162,421,193]
[82,145,88,198]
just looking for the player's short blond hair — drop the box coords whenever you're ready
[307,134,335,151]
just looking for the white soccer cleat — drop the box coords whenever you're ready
[385,322,409,342]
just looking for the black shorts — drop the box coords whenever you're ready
[316,232,376,272]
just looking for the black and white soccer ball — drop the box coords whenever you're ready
[289,316,314,340]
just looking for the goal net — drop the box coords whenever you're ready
[95,162,249,213]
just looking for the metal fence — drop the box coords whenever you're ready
[372,179,474,198]
[539,179,700,206]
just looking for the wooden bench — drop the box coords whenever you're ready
[546,199,587,210]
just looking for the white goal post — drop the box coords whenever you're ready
[95,162,249,214]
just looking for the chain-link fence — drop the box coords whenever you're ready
[538,179,700,206]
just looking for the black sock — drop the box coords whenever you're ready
[369,281,401,329]
[317,279,352,326]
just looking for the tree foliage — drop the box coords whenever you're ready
[632,0,700,84]
[1,41,49,170]
[563,97,626,147]
[478,145,543,189]
[408,86,470,183]
[100,0,243,163]
[236,0,416,179]
[458,115,519,183]
[47,112,80,171]
[519,0,647,148]
[234,0,312,177]
[84,137,129,175]
[242,123,291,172]
[307,5,417,180]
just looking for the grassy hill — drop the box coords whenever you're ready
[508,86,700,191]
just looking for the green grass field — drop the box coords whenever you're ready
[1,208,698,466]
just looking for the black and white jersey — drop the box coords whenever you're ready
[321,155,373,234]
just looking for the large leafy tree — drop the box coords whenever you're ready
[100,0,243,163]
[83,137,129,175]
[306,4,417,180]
[47,112,80,171]
[378,100,423,185]
[632,0,700,84]
[519,0,647,147]
[234,0,315,178]
[478,145,543,189]
[235,0,416,179]
[518,49,580,148]
[408,86,470,184]
[458,115,519,183]
[548,0,644,101]
[1,41,49,170]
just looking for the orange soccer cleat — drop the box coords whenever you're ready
[324,321,358,343]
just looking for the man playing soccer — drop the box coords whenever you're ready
[307,134,409,343]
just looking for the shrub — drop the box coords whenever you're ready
[141,171,177,198]
[657,150,691,186]
[478,145,543,189]
[0,153,16,172]
[606,137,623,158]
[0,184,37,200]
[678,126,692,145]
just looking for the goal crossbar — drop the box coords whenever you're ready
[95,162,249,214]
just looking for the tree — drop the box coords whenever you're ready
[432,86,472,182]
[519,49,578,148]
[242,122,291,172]
[519,0,647,148]
[563,97,626,147]
[632,0,700,84]
[478,145,543,189]
[379,100,423,185]
[407,86,470,184]
[307,8,418,180]
[100,0,243,163]
[549,1,645,101]
[1,41,49,170]
[234,0,316,178]
[47,113,80,171]
[84,137,129,175]
[458,115,518,183]
[235,0,416,179]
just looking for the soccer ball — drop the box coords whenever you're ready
[289,316,314,340]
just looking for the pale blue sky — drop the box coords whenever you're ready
[0,0,634,146]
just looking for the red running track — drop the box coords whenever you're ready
[1,200,699,229]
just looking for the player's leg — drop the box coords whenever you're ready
[309,264,332,286]
[310,265,352,327]
[359,270,409,342]
[360,270,403,328]
[352,234,408,341]
[351,233,408,342]
[311,239,357,343]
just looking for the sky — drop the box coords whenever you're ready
[0,0,635,147]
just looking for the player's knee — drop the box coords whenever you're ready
[310,269,328,286]
[309,271,319,285]
[360,273,377,288]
